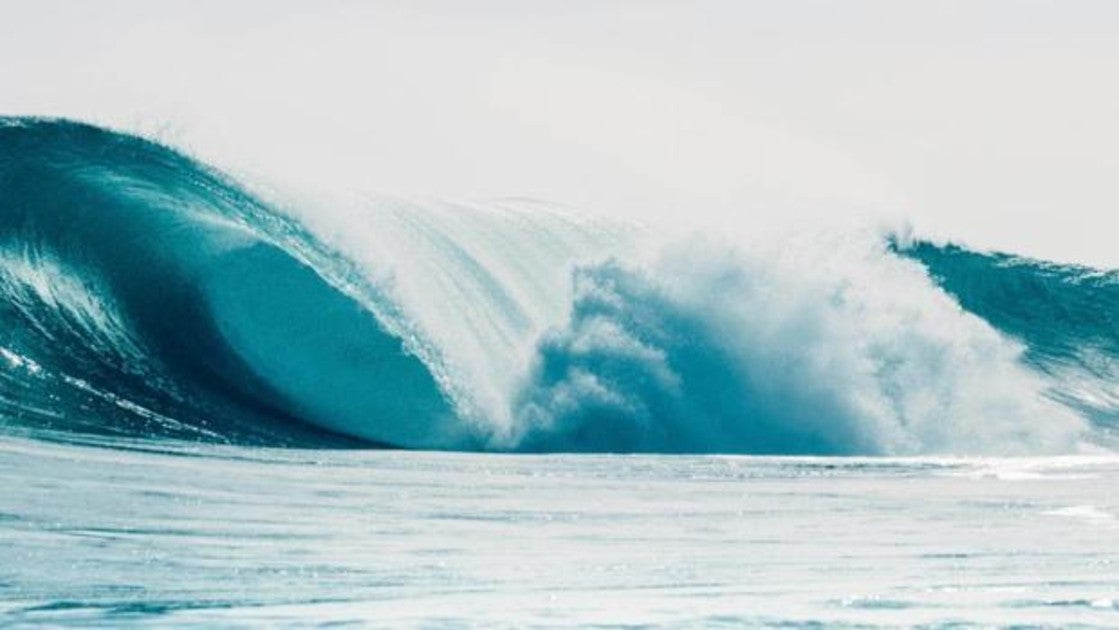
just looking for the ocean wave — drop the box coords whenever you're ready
[0,118,1113,454]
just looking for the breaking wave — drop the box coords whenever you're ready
[0,118,1113,454]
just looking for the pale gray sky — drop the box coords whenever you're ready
[3,1,1118,265]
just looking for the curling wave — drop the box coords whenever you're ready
[0,118,459,448]
[0,118,1114,454]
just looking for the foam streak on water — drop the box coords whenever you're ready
[0,437,1116,627]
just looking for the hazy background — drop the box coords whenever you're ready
[3,0,1118,266]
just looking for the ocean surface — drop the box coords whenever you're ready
[2,437,1117,627]
[2,117,1118,626]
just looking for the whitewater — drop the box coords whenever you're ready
[2,117,1118,626]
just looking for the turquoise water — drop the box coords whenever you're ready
[2,117,1119,626]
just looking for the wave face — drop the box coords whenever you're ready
[0,118,460,448]
[0,118,1114,454]
[895,240,1119,430]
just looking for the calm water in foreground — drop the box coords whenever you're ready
[1,435,1116,627]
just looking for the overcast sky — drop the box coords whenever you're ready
[3,1,1118,266]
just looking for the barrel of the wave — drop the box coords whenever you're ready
[0,117,463,448]
[197,240,465,448]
